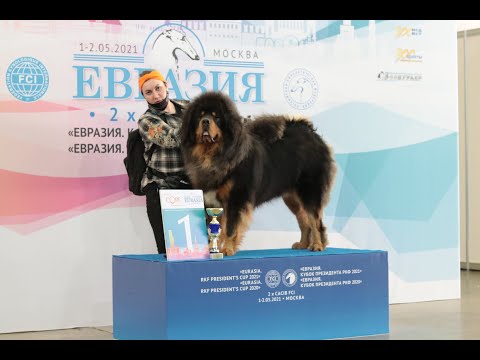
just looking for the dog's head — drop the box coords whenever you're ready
[180,91,244,150]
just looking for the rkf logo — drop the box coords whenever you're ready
[165,195,181,205]
[6,57,49,102]
[282,269,298,287]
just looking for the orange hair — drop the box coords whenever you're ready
[138,70,166,92]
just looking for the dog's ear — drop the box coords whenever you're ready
[179,102,196,146]
[219,93,243,141]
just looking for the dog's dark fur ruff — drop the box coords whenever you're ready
[180,91,336,256]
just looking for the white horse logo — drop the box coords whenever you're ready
[150,28,200,80]
[290,76,313,104]
[285,273,296,285]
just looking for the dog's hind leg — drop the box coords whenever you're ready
[317,208,328,249]
[282,192,311,250]
[306,208,327,251]
[294,192,327,251]
[219,203,254,256]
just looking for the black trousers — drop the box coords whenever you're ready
[144,182,166,254]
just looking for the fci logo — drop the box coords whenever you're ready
[6,57,49,102]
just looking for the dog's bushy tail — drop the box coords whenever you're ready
[321,142,337,209]
[246,115,290,143]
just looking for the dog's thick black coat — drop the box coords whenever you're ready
[180,91,336,256]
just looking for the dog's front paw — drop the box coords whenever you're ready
[308,242,326,251]
[221,246,236,256]
[292,241,308,249]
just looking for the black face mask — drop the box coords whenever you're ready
[149,91,169,111]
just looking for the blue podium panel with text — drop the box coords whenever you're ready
[113,248,389,340]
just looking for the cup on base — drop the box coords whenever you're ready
[206,207,224,260]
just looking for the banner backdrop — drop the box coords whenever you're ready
[0,20,459,333]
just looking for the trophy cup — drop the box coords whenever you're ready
[206,208,224,259]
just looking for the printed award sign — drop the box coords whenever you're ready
[159,189,210,261]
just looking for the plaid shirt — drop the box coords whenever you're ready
[138,100,188,189]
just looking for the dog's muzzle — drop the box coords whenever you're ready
[201,117,218,143]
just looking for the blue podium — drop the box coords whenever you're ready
[113,248,389,340]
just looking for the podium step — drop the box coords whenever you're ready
[113,247,389,339]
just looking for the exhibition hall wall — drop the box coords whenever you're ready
[0,20,459,333]
[458,27,480,269]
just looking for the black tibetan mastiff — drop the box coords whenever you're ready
[180,91,336,256]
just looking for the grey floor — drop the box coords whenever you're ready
[1,269,479,340]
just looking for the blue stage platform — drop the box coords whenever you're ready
[113,248,389,340]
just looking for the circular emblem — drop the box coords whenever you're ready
[282,269,298,287]
[6,57,49,102]
[283,68,318,110]
[265,270,281,288]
